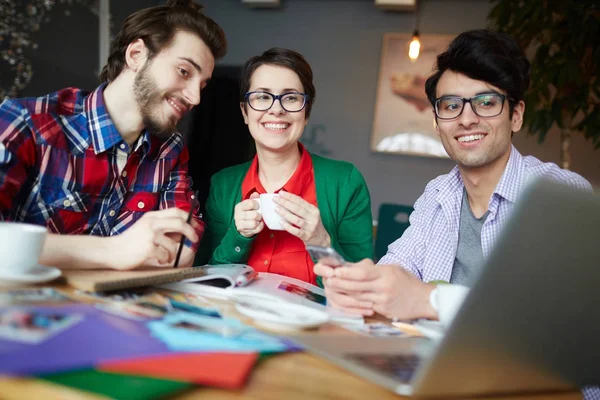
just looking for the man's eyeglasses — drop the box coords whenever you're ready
[434,93,511,120]
[244,91,309,113]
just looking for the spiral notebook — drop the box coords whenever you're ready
[63,267,208,292]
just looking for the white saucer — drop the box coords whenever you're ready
[234,295,330,331]
[0,264,62,285]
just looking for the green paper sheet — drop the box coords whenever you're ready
[41,369,192,400]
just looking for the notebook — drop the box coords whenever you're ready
[63,267,208,292]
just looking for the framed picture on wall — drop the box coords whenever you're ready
[371,33,455,158]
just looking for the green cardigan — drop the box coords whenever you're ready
[196,153,373,287]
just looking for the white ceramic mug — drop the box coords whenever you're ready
[431,284,470,328]
[0,222,48,275]
[257,194,284,230]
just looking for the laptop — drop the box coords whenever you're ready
[291,179,600,397]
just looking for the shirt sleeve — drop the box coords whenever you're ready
[160,145,204,252]
[377,189,431,280]
[0,100,37,220]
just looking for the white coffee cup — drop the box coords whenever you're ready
[431,284,470,328]
[256,193,284,231]
[0,222,48,275]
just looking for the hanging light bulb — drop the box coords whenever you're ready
[409,29,420,61]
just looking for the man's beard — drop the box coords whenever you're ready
[133,61,178,139]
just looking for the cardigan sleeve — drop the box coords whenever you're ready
[315,164,373,288]
[196,172,255,265]
[333,165,373,262]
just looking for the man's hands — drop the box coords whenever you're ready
[314,259,437,320]
[234,192,264,238]
[41,208,200,271]
[274,191,331,247]
[108,208,199,270]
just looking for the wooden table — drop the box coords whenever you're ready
[0,281,582,400]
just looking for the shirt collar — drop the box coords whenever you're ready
[492,145,525,203]
[84,83,152,155]
[241,143,313,199]
[436,144,525,205]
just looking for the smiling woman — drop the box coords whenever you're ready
[197,48,374,287]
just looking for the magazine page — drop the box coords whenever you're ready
[157,264,255,299]
[235,273,364,324]
[158,269,364,325]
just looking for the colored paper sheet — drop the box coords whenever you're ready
[41,369,191,400]
[99,352,259,389]
[147,313,299,353]
[0,304,169,376]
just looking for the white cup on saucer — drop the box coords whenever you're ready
[257,194,284,230]
[0,222,48,276]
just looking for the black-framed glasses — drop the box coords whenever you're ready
[244,91,309,113]
[434,93,510,120]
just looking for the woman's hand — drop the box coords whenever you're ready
[233,192,264,238]
[274,191,331,247]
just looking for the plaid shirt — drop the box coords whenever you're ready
[378,145,592,281]
[0,85,204,251]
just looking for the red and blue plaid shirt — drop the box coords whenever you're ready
[0,85,204,251]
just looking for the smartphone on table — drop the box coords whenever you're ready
[305,245,347,267]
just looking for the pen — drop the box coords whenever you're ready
[173,189,199,269]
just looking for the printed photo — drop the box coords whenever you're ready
[0,288,71,305]
[343,322,406,338]
[96,300,168,320]
[278,281,327,305]
[0,310,83,344]
[167,318,245,338]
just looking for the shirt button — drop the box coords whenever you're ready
[120,143,126,150]
[269,233,274,239]
[63,200,71,207]
[121,171,127,178]
[137,201,145,209]
[109,210,116,217]
[263,260,269,266]
[234,246,241,253]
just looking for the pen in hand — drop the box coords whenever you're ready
[173,189,199,269]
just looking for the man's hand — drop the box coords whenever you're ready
[314,259,437,320]
[274,191,331,247]
[40,208,200,271]
[234,193,264,238]
[107,208,199,270]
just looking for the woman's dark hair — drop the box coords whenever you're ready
[425,29,530,116]
[239,48,316,118]
[99,0,226,82]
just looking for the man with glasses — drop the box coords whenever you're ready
[316,30,598,398]
[315,29,591,320]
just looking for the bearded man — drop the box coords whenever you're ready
[0,1,226,270]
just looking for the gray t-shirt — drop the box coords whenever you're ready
[450,189,489,286]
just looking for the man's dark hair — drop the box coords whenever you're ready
[99,0,227,82]
[425,29,530,116]
[239,47,316,118]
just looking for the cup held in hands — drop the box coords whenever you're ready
[0,222,48,274]
[257,194,284,231]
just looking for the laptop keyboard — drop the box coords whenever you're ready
[345,353,421,384]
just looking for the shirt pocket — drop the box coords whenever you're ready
[119,191,161,224]
[43,188,93,235]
